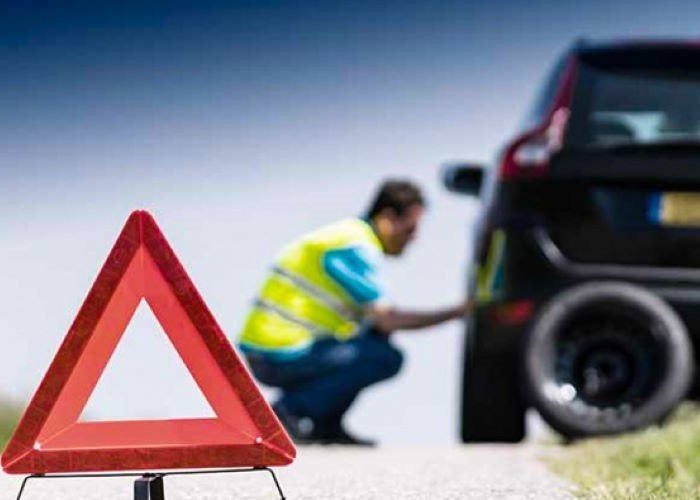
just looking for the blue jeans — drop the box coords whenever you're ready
[244,328,403,425]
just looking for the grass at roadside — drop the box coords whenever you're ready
[0,400,21,451]
[552,406,700,499]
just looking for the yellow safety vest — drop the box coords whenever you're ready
[239,218,384,355]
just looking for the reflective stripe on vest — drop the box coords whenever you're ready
[253,298,334,338]
[270,265,363,322]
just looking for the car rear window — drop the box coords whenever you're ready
[565,47,700,148]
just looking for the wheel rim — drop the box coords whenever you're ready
[549,307,666,424]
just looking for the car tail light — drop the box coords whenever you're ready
[499,59,578,179]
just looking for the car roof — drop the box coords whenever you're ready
[573,38,700,56]
[569,38,700,69]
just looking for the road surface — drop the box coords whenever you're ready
[0,444,572,499]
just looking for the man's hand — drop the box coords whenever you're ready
[457,298,474,317]
[366,299,472,334]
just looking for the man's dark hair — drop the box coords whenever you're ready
[365,179,425,219]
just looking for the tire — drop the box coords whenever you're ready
[523,281,694,439]
[461,324,527,442]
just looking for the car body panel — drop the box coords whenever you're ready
[460,40,700,441]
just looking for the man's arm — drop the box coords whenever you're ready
[366,300,471,333]
[323,244,471,332]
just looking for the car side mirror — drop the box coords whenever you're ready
[441,163,485,196]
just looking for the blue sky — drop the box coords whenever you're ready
[2,0,699,443]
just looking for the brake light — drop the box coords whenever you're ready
[499,58,578,179]
[500,108,570,178]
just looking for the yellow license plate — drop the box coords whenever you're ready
[660,192,700,226]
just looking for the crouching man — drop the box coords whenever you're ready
[238,179,468,445]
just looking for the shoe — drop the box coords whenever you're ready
[272,402,324,445]
[319,425,377,447]
[272,403,377,446]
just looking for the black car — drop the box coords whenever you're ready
[444,40,700,441]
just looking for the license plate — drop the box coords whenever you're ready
[657,192,700,226]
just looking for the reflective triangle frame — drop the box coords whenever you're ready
[1,211,295,474]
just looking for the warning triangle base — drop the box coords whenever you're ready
[14,466,287,500]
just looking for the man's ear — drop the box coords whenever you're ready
[373,209,394,235]
[377,206,398,222]
[371,212,391,249]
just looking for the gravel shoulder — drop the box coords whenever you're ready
[0,444,572,499]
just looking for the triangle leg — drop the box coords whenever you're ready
[134,474,165,500]
[261,467,287,500]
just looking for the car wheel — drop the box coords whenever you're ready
[523,281,693,439]
[461,318,527,442]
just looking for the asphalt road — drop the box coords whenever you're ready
[0,444,572,499]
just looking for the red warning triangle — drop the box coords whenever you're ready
[1,211,296,474]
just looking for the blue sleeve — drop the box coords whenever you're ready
[322,245,383,304]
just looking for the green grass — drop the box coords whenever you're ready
[551,407,700,499]
[0,400,21,451]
